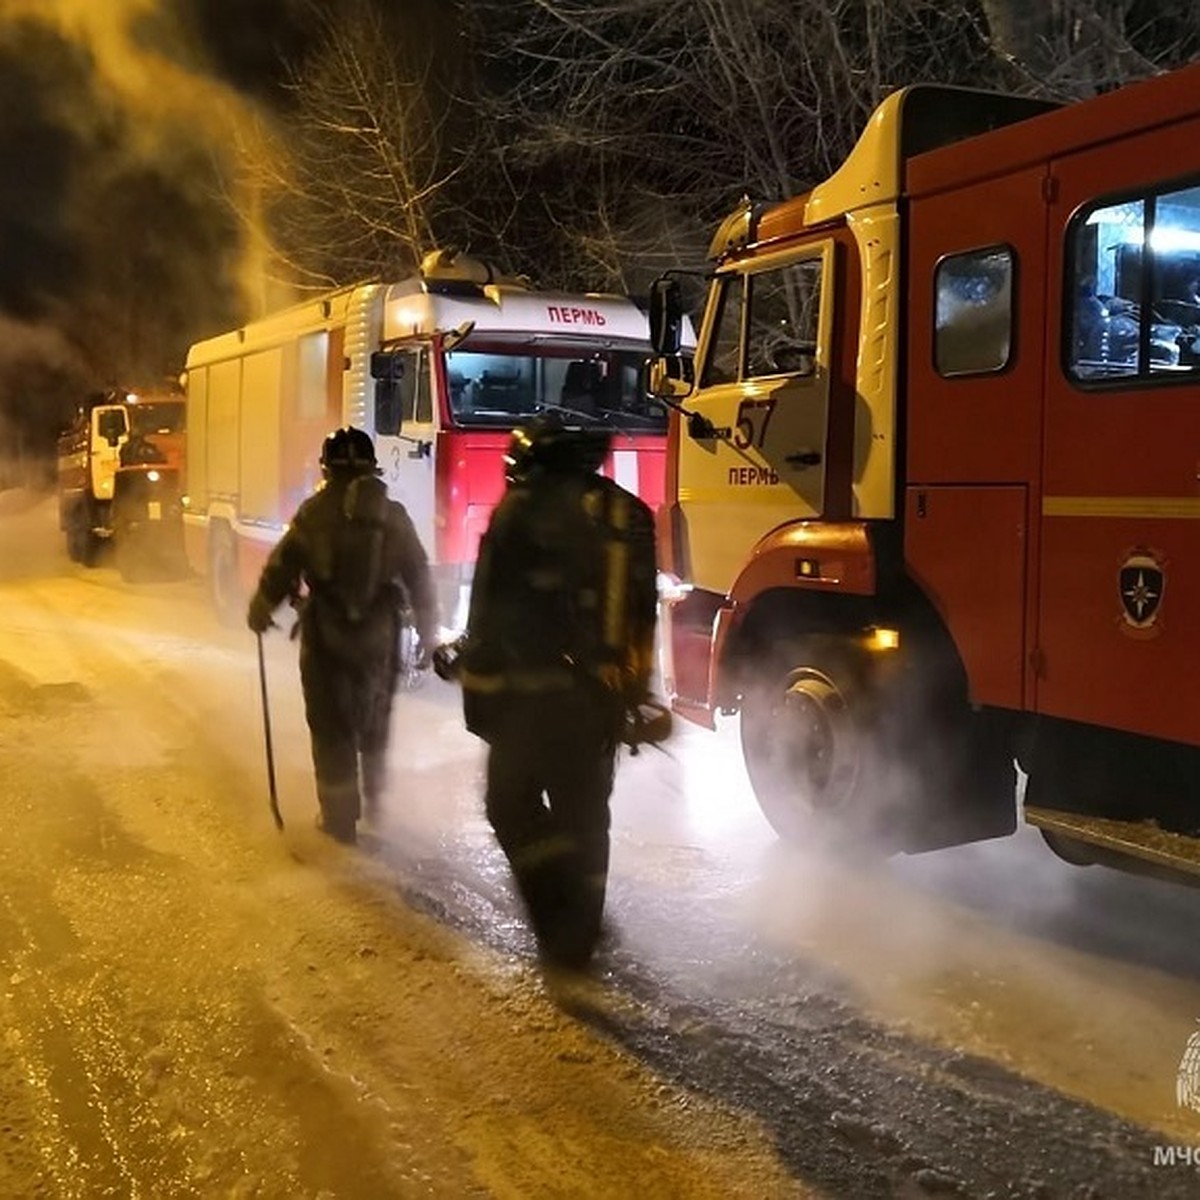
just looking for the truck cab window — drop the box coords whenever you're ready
[1149,183,1200,375]
[413,351,432,423]
[700,273,744,387]
[934,246,1014,376]
[395,349,428,424]
[746,259,822,378]
[1068,183,1200,382]
[130,402,185,436]
[444,346,665,431]
[97,409,128,444]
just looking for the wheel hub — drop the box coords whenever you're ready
[777,669,856,811]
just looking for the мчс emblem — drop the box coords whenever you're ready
[1118,549,1165,635]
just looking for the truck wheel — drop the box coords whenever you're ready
[209,527,243,627]
[81,531,101,568]
[739,636,878,848]
[65,521,82,563]
[68,512,100,567]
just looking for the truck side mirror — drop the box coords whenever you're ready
[371,352,405,437]
[647,354,694,401]
[649,276,684,356]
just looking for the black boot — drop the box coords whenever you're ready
[316,810,357,844]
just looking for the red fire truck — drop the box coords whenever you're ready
[649,61,1200,881]
[183,250,684,627]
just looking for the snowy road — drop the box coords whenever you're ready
[3,488,1200,1198]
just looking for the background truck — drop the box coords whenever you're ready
[649,60,1200,884]
[56,388,187,576]
[183,249,690,628]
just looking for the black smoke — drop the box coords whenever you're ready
[0,22,95,320]
[0,10,246,471]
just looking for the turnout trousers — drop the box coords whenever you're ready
[483,683,617,966]
[299,635,397,840]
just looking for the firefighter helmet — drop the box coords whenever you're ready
[504,412,611,484]
[320,426,380,476]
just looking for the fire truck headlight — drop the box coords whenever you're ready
[147,470,160,483]
[865,626,900,653]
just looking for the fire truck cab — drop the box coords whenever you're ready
[651,61,1200,882]
[183,250,686,627]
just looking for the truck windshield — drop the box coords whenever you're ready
[444,345,666,432]
[129,402,185,437]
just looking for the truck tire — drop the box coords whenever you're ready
[67,510,100,567]
[209,526,243,628]
[64,520,82,563]
[739,635,879,848]
[741,632,1016,854]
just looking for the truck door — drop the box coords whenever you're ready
[376,344,436,554]
[90,405,128,501]
[1039,119,1200,747]
[679,241,834,594]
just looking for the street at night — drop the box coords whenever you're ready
[3,489,1200,1198]
[4,4,1200,1199]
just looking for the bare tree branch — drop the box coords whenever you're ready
[242,0,482,287]
[235,0,1200,300]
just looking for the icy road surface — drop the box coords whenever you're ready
[3,488,1200,1198]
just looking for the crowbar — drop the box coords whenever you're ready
[256,631,284,831]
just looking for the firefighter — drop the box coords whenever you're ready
[246,427,437,844]
[452,412,658,967]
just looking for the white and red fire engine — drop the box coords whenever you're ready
[183,250,685,626]
[650,61,1200,882]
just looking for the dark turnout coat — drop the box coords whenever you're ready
[460,469,657,718]
[254,473,436,655]
[249,471,437,838]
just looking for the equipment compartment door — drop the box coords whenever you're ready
[1039,116,1200,746]
[905,485,1027,710]
[904,164,1049,713]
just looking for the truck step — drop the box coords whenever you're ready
[1024,806,1200,879]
